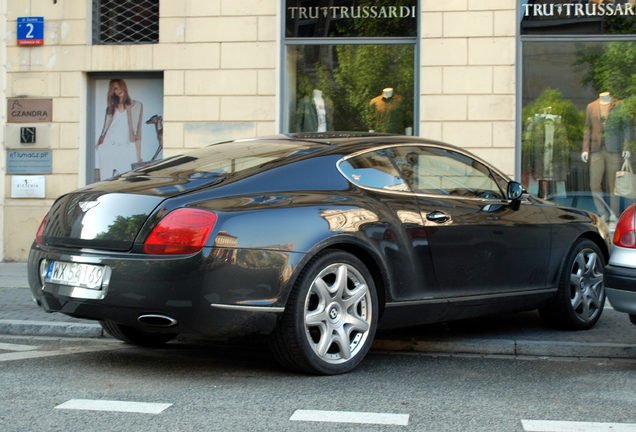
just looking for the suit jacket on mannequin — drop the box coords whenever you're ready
[582,97,630,154]
[295,96,333,132]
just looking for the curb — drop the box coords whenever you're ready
[371,338,636,359]
[2,319,636,361]
[0,320,104,338]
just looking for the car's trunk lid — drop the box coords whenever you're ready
[41,191,167,251]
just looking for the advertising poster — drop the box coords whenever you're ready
[92,76,163,181]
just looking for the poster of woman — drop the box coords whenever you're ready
[93,76,163,181]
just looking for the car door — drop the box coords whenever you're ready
[388,145,552,301]
[337,148,442,302]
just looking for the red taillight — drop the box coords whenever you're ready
[614,204,636,248]
[36,213,49,245]
[143,208,217,255]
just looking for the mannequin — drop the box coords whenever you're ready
[296,89,332,132]
[523,107,569,198]
[313,89,328,133]
[369,87,408,134]
[581,91,631,218]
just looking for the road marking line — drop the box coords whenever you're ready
[0,344,130,362]
[290,409,409,426]
[55,399,172,414]
[522,420,636,431]
[0,342,39,351]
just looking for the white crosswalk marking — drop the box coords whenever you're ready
[0,342,39,351]
[0,341,130,362]
[290,409,409,426]
[522,420,636,431]
[56,399,172,414]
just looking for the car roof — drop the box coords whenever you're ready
[232,132,458,151]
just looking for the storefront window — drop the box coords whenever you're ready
[522,38,636,226]
[283,0,418,134]
[287,44,414,133]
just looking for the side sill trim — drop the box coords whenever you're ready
[385,298,448,308]
[384,288,557,308]
[211,303,285,313]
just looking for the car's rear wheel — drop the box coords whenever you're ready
[539,239,605,330]
[629,314,636,326]
[270,250,378,375]
[100,320,178,347]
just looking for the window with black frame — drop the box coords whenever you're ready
[284,0,418,134]
[520,0,636,226]
[93,0,159,45]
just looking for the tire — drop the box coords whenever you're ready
[269,250,378,375]
[539,239,605,330]
[629,314,636,326]
[100,320,178,347]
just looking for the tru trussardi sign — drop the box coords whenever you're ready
[287,5,417,20]
[523,2,636,18]
[285,0,418,38]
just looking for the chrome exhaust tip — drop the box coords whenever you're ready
[138,314,178,328]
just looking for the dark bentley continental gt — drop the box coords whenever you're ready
[28,133,611,374]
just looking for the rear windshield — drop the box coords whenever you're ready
[129,140,320,178]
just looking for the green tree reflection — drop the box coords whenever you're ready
[95,214,147,240]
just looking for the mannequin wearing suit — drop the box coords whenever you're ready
[296,89,332,132]
[582,92,631,219]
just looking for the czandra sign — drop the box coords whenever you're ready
[523,3,636,17]
[7,98,52,123]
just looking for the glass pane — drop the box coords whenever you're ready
[285,0,418,38]
[339,150,409,191]
[522,40,636,220]
[520,0,636,35]
[286,44,415,134]
[390,147,504,198]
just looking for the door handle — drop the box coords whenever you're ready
[426,211,451,224]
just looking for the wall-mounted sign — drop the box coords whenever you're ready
[8,98,52,123]
[7,150,52,175]
[520,0,636,35]
[17,17,44,45]
[285,0,418,38]
[4,124,51,148]
[11,176,46,199]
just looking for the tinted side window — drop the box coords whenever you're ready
[390,146,504,198]
[339,150,410,192]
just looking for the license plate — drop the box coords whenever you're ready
[45,261,105,290]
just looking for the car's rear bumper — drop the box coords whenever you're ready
[605,264,636,315]
[28,244,302,339]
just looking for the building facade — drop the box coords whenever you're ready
[2,0,633,261]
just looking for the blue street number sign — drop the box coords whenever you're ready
[17,17,44,46]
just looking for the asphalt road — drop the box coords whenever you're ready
[1,335,635,432]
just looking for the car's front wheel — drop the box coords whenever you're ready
[270,250,378,375]
[100,320,178,347]
[539,238,605,330]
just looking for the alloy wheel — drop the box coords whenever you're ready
[568,247,604,323]
[303,262,373,364]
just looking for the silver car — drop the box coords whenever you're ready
[605,203,636,325]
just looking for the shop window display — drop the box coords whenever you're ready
[284,0,417,134]
[522,40,636,223]
[287,44,414,134]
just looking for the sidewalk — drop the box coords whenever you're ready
[2,262,636,359]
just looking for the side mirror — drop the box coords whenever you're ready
[507,181,524,201]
